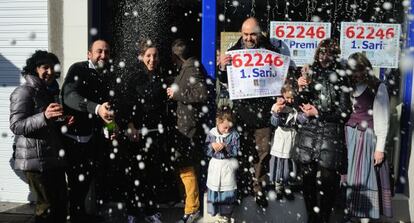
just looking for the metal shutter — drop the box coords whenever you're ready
[0,0,48,202]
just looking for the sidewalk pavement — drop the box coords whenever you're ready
[0,193,316,223]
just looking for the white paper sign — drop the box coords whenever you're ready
[226,49,290,100]
[340,22,401,68]
[270,21,331,66]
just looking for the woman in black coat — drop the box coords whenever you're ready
[294,39,352,223]
[9,50,67,223]
[114,40,170,222]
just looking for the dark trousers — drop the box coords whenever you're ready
[121,133,162,217]
[63,136,96,222]
[238,126,271,195]
[301,162,340,223]
[25,169,67,223]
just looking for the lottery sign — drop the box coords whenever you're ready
[340,22,401,68]
[270,21,331,66]
[226,49,290,100]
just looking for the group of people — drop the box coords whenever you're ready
[9,37,209,223]
[9,16,393,223]
[216,17,393,223]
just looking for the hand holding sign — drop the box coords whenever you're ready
[219,54,232,71]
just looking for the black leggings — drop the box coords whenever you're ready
[301,162,340,223]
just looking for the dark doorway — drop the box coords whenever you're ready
[90,0,202,69]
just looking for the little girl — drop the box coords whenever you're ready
[269,84,298,200]
[205,106,239,222]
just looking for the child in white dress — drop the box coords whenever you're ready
[269,84,298,200]
[205,106,239,222]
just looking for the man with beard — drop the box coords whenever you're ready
[61,39,113,222]
[217,17,279,208]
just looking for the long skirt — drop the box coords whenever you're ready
[345,126,393,219]
[207,189,237,216]
[269,156,297,185]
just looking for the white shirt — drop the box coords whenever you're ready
[88,60,102,115]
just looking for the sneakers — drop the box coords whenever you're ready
[254,191,268,208]
[145,212,162,223]
[177,210,200,223]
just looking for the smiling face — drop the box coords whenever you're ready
[88,40,110,68]
[36,64,56,85]
[241,18,260,49]
[141,47,158,71]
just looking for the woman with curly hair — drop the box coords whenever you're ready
[9,50,67,223]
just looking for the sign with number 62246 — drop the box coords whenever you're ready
[340,22,401,68]
[226,49,290,100]
[270,21,331,66]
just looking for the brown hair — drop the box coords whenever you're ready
[281,83,296,96]
[138,39,158,56]
[216,106,234,124]
[313,38,340,65]
[347,52,379,90]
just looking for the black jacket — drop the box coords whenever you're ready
[9,75,64,171]
[293,62,352,171]
[61,61,111,136]
[114,62,167,131]
[217,36,278,129]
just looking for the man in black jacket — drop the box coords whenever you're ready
[217,17,278,208]
[61,39,113,222]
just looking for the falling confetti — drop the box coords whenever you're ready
[90,28,98,36]
[171,26,178,33]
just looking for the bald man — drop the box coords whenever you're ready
[218,17,279,208]
[61,39,113,222]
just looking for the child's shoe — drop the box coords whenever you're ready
[275,183,283,200]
